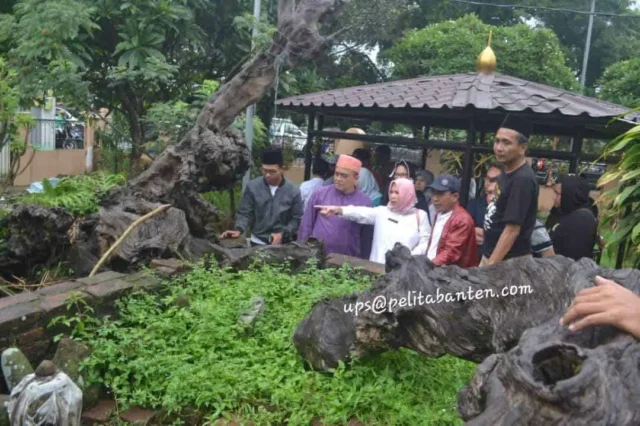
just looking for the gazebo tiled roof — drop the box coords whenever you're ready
[277,72,639,123]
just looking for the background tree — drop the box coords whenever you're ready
[145,79,269,167]
[0,0,261,175]
[383,14,578,90]
[598,57,640,107]
[531,0,640,89]
[0,57,35,192]
[389,0,640,89]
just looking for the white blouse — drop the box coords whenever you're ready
[341,206,432,264]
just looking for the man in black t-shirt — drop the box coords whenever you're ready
[480,114,539,266]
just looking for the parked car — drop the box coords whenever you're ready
[269,118,307,154]
[580,162,607,188]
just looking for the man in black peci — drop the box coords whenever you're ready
[219,148,303,246]
[480,115,539,267]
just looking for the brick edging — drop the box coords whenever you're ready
[0,260,187,394]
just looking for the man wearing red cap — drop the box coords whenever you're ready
[298,154,373,258]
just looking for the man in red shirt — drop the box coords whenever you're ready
[425,174,479,268]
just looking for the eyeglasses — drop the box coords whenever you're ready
[486,176,499,183]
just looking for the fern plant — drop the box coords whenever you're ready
[21,172,126,216]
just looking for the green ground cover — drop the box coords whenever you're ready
[74,261,476,425]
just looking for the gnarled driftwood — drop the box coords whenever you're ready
[0,0,352,275]
[293,244,640,424]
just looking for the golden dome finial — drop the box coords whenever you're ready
[477,30,497,74]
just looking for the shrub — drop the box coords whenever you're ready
[20,172,125,216]
[597,120,640,267]
[76,262,475,425]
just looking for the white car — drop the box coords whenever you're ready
[269,118,307,152]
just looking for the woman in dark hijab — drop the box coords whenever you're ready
[549,175,598,260]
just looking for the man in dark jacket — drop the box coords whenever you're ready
[220,148,303,246]
[425,174,478,268]
[549,175,598,260]
[414,169,436,226]
[466,162,504,247]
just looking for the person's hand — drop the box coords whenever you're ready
[314,205,342,217]
[269,233,283,245]
[220,230,241,239]
[475,227,484,246]
[560,276,640,339]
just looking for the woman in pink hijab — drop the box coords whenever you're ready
[315,178,432,264]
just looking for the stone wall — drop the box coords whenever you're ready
[0,265,176,394]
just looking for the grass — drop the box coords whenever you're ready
[74,261,476,426]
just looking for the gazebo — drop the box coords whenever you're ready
[276,71,638,208]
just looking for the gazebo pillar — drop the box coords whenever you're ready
[304,112,316,181]
[460,119,476,207]
[421,126,431,170]
[569,130,584,174]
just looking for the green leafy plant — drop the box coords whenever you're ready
[75,262,475,425]
[145,79,268,163]
[0,57,37,192]
[383,14,578,91]
[21,172,126,216]
[201,185,242,231]
[49,290,101,342]
[597,119,640,267]
[598,58,640,108]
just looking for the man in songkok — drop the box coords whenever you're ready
[298,154,373,258]
[220,148,303,246]
[481,114,539,266]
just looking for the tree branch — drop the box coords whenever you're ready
[278,0,297,24]
[197,0,352,132]
[335,42,386,81]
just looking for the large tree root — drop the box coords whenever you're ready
[0,205,74,278]
[292,244,640,423]
[90,0,352,269]
[215,238,326,271]
[0,0,352,275]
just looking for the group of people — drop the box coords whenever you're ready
[219,113,640,338]
[221,114,599,269]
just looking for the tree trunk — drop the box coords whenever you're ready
[0,0,353,275]
[87,0,353,269]
[292,244,640,424]
[117,84,145,177]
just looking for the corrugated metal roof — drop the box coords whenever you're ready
[276,73,639,122]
